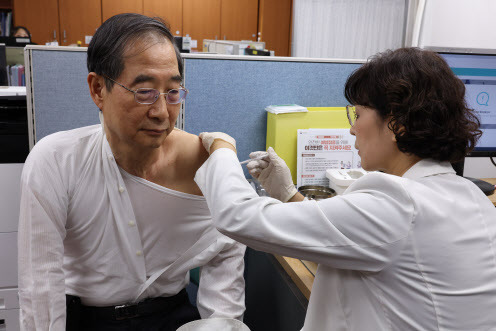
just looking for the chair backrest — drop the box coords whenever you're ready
[176,318,250,331]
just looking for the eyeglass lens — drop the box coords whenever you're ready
[135,88,187,105]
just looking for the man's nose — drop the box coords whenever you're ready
[148,95,169,121]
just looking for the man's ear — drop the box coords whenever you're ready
[88,72,106,111]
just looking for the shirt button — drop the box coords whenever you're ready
[119,186,125,193]
[136,250,143,256]
[128,220,135,227]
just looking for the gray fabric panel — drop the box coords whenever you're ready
[32,50,97,142]
[183,58,361,166]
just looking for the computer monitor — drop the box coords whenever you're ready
[426,47,496,194]
[5,46,24,66]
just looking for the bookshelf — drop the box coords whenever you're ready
[0,0,12,37]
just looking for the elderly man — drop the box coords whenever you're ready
[18,13,245,331]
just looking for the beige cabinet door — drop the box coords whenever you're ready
[102,0,143,22]
[221,0,258,41]
[13,0,60,45]
[183,0,220,49]
[144,0,182,37]
[58,0,102,46]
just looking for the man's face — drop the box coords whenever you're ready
[101,38,182,150]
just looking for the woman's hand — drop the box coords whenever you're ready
[247,147,298,202]
[199,132,236,154]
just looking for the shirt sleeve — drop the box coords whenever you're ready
[195,148,415,272]
[196,237,246,320]
[18,145,68,331]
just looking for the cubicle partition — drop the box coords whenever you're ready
[25,46,363,175]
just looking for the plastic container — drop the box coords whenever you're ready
[326,168,367,195]
[266,107,350,184]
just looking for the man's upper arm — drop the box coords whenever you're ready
[18,144,69,330]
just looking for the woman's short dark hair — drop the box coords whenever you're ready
[87,13,183,90]
[344,47,481,162]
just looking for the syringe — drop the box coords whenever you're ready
[239,152,269,165]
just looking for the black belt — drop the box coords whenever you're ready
[80,288,189,321]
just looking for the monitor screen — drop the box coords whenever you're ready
[5,46,24,66]
[434,49,496,157]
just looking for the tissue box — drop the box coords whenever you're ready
[266,107,350,184]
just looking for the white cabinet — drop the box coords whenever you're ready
[0,164,23,233]
[0,308,20,331]
[0,288,19,331]
[0,110,24,331]
[0,233,17,288]
[0,289,19,310]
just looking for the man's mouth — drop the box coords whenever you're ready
[142,129,167,135]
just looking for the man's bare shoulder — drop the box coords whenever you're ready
[170,128,209,168]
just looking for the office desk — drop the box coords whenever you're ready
[277,178,496,302]
[482,178,496,206]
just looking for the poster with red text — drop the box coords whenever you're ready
[297,129,360,188]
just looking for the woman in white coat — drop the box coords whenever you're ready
[194,48,496,330]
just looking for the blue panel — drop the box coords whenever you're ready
[32,50,98,142]
[183,58,361,170]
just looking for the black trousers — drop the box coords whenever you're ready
[67,291,201,331]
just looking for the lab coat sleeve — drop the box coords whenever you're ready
[196,238,246,320]
[195,149,415,272]
[18,143,68,331]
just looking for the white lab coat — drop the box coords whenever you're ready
[195,148,496,331]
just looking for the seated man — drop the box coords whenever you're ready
[18,13,245,331]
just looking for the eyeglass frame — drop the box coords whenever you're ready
[346,105,357,126]
[102,75,188,105]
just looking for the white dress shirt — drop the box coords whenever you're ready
[195,148,496,331]
[18,125,246,331]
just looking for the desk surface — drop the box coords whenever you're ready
[483,178,496,206]
[277,178,496,300]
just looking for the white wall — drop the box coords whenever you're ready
[419,0,496,49]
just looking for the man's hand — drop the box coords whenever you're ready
[199,132,236,154]
[246,147,298,202]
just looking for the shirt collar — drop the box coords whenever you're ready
[402,159,455,180]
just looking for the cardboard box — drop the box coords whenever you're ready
[266,107,351,184]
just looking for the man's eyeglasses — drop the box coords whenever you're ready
[104,76,188,105]
[346,105,357,126]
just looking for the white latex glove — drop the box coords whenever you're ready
[246,151,270,179]
[199,132,236,153]
[247,147,297,202]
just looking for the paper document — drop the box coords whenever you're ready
[265,104,308,114]
[297,129,361,188]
